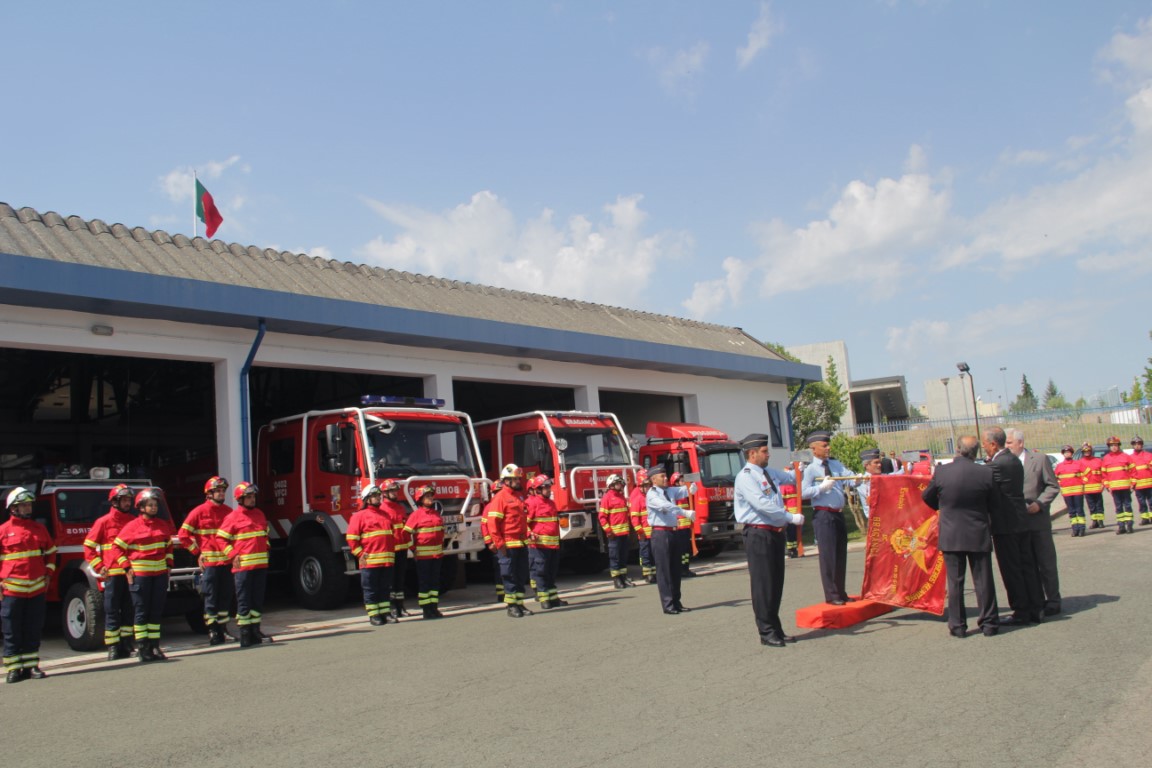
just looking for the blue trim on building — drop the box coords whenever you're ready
[0,253,821,385]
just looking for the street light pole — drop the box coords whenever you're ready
[958,362,980,436]
[1000,366,1009,409]
[941,377,957,454]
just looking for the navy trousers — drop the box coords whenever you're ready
[2,593,46,671]
[651,529,682,611]
[812,509,848,602]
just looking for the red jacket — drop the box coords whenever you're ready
[381,500,412,552]
[1130,449,1152,490]
[1055,459,1085,496]
[346,505,395,568]
[404,507,445,559]
[628,487,650,539]
[0,518,56,597]
[598,489,630,537]
[674,490,693,530]
[179,500,232,566]
[781,483,800,513]
[1101,451,1134,490]
[527,494,560,549]
[486,486,528,549]
[113,516,176,576]
[1081,457,1104,493]
[84,508,135,576]
[219,506,270,572]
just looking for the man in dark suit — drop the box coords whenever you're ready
[1007,429,1062,616]
[984,426,1044,625]
[922,435,1000,637]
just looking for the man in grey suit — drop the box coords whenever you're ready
[922,435,1001,638]
[1007,429,1062,616]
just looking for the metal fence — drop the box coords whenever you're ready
[835,402,1152,458]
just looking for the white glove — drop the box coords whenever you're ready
[818,478,835,492]
[791,513,804,526]
[688,482,698,496]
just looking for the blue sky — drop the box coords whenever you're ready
[4,1,1152,406]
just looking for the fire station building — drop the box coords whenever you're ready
[0,202,820,501]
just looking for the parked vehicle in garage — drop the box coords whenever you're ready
[637,422,742,555]
[255,395,488,610]
[28,468,199,650]
[474,411,638,573]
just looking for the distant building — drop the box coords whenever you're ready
[786,341,909,432]
[922,377,999,422]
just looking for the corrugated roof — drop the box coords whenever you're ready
[0,202,820,384]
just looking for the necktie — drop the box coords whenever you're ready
[822,460,831,478]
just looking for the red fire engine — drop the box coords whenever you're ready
[254,395,489,610]
[473,411,638,573]
[637,422,743,555]
[23,467,199,650]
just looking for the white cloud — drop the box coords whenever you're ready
[644,41,710,96]
[159,155,243,203]
[358,191,691,306]
[736,2,778,70]
[998,148,1050,166]
[305,246,333,260]
[1099,16,1152,85]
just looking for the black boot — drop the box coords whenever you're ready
[150,641,167,661]
[208,625,225,646]
[108,643,126,661]
[137,641,154,663]
[393,598,411,617]
[423,604,443,619]
[6,669,22,684]
[240,625,254,647]
[253,623,268,644]
[507,604,523,618]
[27,666,47,679]
[613,576,625,590]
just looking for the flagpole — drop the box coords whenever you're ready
[193,169,198,239]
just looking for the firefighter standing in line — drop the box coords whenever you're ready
[645,466,694,614]
[113,488,175,662]
[83,484,137,659]
[481,481,506,604]
[346,484,396,626]
[404,485,445,619]
[1,487,56,683]
[526,474,567,608]
[782,483,801,559]
[628,469,656,584]
[487,464,531,618]
[1128,436,1152,525]
[1101,436,1135,534]
[179,476,234,645]
[671,472,697,578]
[1055,445,1087,537]
[386,482,413,619]
[1081,443,1106,529]
[218,482,270,646]
[599,474,633,589]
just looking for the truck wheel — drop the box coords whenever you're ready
[62,583,105,651]
[292,537,348,610]
[185,610,208,635]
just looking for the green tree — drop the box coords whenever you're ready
[1132,377,1145,403]
[829,433,879,474]
[1042,379,1060,408]
[763,345,848,441]
[908,403,926,422]
[1010,374,1039,414]
[1143,331,1152,397]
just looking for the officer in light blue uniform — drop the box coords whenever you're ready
[734,434,805,647]
[645,466,693,614]
[801,430,851,604]
[854,448,892,521]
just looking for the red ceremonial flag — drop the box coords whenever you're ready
[196,179,224,238]
[859,474,946,615]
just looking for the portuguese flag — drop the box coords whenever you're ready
[196,179,224,238]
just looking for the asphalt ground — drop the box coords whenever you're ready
[4,500,1152,768]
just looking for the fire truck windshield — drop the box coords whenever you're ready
[553,428,630,467]
[50,489,173,524]
[698,446,745,487]
[366,419,479,479]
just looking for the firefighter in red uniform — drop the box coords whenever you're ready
[1080,443,1106,529]
[219,482,270,647]
[1128,436,1152,525]
[671,472,697,578]
[1,487,56,683]
[1054,445,1087,537]
[481,481,505,604]
[526,475,567,609]
[346,484,396,626]
[781,483,801,558]
[385,481,413,619]
[599,474,633,589]
[629,469,656,584]
[83,484,137,659]
[179,476,234,645]
[1101,436,1135,534]
[488,464,531,617]
[404,485,445,619]
[113,488,175,662]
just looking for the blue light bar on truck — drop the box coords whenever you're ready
[360,395,446,409]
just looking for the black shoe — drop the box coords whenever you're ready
[674,604,692,613]
[843,597,856,603]
[663,608,681,615]
[137,643,154,663]
[949,627,967,638]
[612,577,625,590]
[539,600,554,610]
[208,626,226,646]
[829,599,846,606]
[552,598,569,607]
[982,626,999,637]
[1043,605,1061,617]
[507,605,523,618]
[776,633,797,643]
[369,614,386,626]
[1141,519,1150,526]
[5,670,23,684]
[761,635,786,648]
[1117,526,1126,535]
[682,570,698,578]
[150,642,167,661]
[423,606,444,619]
[624,578,636,587]
[645,575,657,584]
